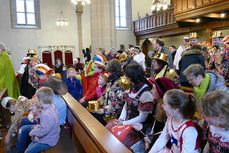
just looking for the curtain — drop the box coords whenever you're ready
[54,50,63,63]
[42,51,53,67]
[65,50,73,67]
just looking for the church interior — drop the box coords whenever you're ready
[0,0,229,153]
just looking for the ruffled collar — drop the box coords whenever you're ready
[210,125,229,142]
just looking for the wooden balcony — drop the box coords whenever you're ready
[134,0,229,40]
[174,0,229,21]
[134,7,176,32]
[134,7,181,38]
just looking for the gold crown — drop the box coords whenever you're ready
[212,31,223,38]
[189,32,198,39]
[88,101,100,112]
[153,52,168,63]
[116,52,128,62]
[27,49,37,55]
[118,76,131,90]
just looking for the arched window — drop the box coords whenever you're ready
[11,0,41,29]
[115,0,131,30]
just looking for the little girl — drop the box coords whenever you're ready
[64,67,83,100]
[149,89,201,153]
[96,72,109,98]
[201,90,229,153]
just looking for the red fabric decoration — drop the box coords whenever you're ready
[65,50,73,67]
[54,50,63,62]
[42,51,53,67]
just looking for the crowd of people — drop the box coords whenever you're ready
[0,30,229,153]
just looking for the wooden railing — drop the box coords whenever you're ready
[62,93,131,153]
[174,0,229,21]
[134,7,176,33]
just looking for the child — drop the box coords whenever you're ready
[96,72,109,98]
[64,68,83,100]
[149,89,201,153]
[80,54,106,106]
[200,90,229,153]
[1,96,30,147]
[24,87,60,153]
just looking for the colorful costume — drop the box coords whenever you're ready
[207,126,229,153]
[152,53,178,81]
[149,117,201,153]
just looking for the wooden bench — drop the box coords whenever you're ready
[61,93,131,153]
[44,93,130,153]
[0,88,11,129]
[0,88,11,153]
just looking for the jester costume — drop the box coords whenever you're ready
[0,51,20,98]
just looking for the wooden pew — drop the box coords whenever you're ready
[62,93,131,153]
[0,88,11,129]
[0,88,11,153]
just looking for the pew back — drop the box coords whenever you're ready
[62,93,131,153]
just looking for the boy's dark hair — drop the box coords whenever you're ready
[125,62,146,84]
[105,59,122,76]
[170,45,176,50]
[156,39,165,47]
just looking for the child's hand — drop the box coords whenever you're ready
[79,97,85,103]
[117,119,124,126]
[96,109,104,114]
[132,123,143,131]
[144,136,151,150]
[33,114,39,123]
[4,132,10,144]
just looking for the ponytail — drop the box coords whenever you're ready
[165,89,196,119]
[183,93,196,119]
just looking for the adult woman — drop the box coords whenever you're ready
[106,62,154,148]
[132,77,177,153]
[95,59,125,124]
[152,52,177,81]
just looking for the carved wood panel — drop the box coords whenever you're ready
[174,0,225,14]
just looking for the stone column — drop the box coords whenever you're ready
[90,0,116,52]
[76,4,84,59]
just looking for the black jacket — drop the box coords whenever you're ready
[179,49,205,84]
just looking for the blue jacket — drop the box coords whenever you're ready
[64,77,83,100]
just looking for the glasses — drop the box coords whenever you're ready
[184,39,190,42]
[186,77,196,82]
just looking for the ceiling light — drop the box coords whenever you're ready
[151,0,171,11]
[71,0,91,6]
[220,13,226,18]
[196,18,200,23]
[56,11,68,26]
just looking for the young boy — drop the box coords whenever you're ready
[9,87,60,153]
[25,87,60,153]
